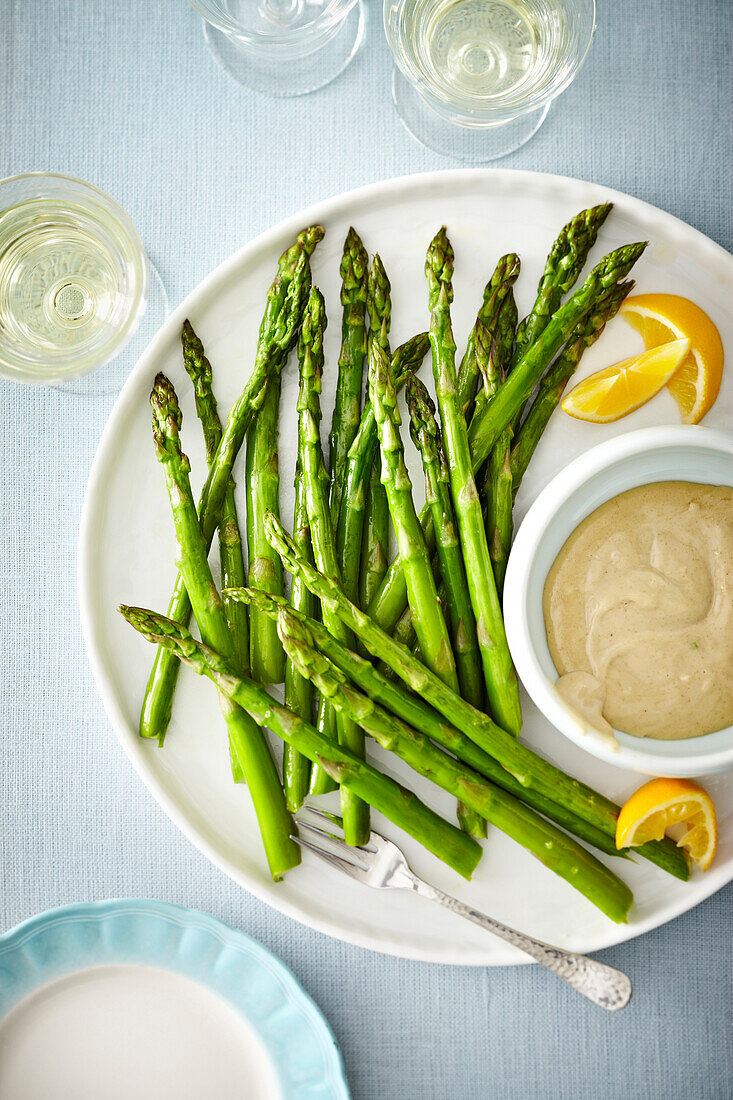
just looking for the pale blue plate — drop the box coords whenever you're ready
[0,899,350,1099]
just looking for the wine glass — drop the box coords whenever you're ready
[189,0,365,96]
[0,174,149,385]
[383,0,596,162]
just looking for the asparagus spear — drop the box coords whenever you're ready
[181,320,249,678]
[139,226,322,742]
[231,588,682,864]
[370,340,459,692]
[279,608,633,924]
[245,374,285,683]
[263,514,689,882]
[283,467,314,811]
[296,287,370,846]
[426,228,521,735]
[121,606,481,880]
[456,253,521,421]
[510,280,634,492]
[481,294,518,596]
[513,203,613,363]
[359,453,390,611]
[149,374,299,880]
[467,241,647,471]
[335,333,430,606]
[406,371,484,709]
[358,256,392,612]
[329,228,369,533]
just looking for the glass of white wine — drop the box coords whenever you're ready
[188,0,365,96]
[383,0,596,162]
[0,174,148,385]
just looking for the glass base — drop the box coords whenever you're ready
[53,262,169,399]
[202,2,364,96]
[391,69,550,163]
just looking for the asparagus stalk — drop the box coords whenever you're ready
[358,255,393,612]
[139,226,322,742]
[262,514,689,882]
[231,589,676,862]
[121,606,481,880]
[405,371,484,709]
[329,228,369,533]
[426,228,521,735]
[481,294,518,596]
[513,203,613,363]
[149,375,299,880]
[370,340,459,692]
[283,467,314,811]
[278,608,633,923]
[359,453,390,611]
[457,253,521,421]
[367,239,647,645]
[335,333,430,606]
[467,241,647,470]
[245,374,285,683]
[510,280,634,492]
[181,320,249,677]
[296,288,370,846]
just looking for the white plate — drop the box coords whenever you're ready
[79,169,733,965]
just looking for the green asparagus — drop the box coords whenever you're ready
[278,608,633,923]
[329,228,369,532]
[283,465,314,811]
[245,374,285,683]
[231,588,676,862]
[406,371,483,709]
[263,513,690,882]
[296,287,370,846]
[370,340,459,692]
[121,606,481,880]
[467,241,647,471]
[510,280,634,492]
[513,203,613,362]
[149,374,299,880]
[426,228,521,734]
[139,226,322,742]
[457,253,520,421]
[335,334,430,608]
[181,320,249,677]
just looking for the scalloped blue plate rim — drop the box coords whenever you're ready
[0,898,350,1100]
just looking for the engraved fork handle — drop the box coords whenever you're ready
[409,875,632,1010]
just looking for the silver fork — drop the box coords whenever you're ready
[294,808,632,1011]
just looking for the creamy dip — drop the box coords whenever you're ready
[543,481,733,741]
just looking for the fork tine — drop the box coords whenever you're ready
[292,836,366,880]
[296,821,370,866]
[303,806,344,829]
[298,810,378,853]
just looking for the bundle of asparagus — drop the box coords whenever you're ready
[122,210,691,925]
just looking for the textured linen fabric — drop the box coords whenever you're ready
[1,2,732,1097]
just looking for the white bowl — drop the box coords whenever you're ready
[504,425,733,777]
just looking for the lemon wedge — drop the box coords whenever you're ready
[620,294,724,423]
[616,777,717,871]
[561,339,690,423]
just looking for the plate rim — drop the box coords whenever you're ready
[78,167,733,965]
[0,898,350,1099]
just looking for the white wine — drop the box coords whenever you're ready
[386,0,584,112]
[0,176,147,383]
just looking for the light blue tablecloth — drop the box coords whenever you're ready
[2,2,732,1097]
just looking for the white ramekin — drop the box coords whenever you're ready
[504,425,733,776]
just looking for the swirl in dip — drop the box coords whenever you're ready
[543,481,733,741]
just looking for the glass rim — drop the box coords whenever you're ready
[0,172,149,384]
[189,0,360,50]
[384,0,597,124]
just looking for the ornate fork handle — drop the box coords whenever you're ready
[407,874,632,1010]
